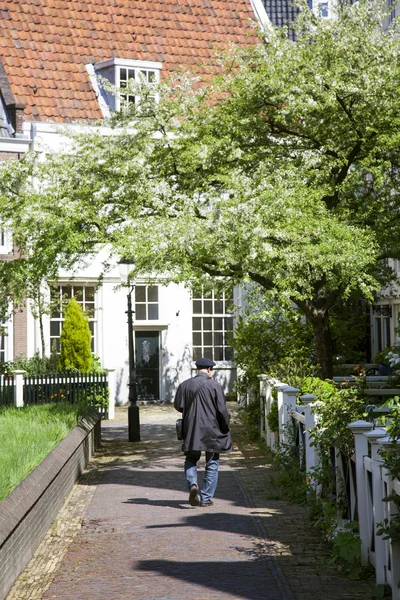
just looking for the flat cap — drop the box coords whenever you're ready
[195,357,216,369]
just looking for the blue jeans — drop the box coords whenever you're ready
[184,451,220,503]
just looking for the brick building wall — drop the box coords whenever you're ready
[13,306,28,359]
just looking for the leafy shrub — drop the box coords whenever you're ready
[238,397,261,440]
[59,298,92,371]
[266,399,279,433]
[328,522,363,580]
[0,350,59,375]
[231,288,314,394]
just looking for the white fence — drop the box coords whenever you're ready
[257,375,400,599]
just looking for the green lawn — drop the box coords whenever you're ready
[0,402,90,502]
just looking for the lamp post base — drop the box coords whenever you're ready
[128,403,140,442]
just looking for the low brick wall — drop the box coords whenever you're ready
[0,409,101,600]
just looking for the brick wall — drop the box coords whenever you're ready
[0,151,24,160]
[0,410,101,600]
[13,306,28,359]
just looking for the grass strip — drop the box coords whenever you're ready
[0,402,90,502]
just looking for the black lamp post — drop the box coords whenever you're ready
[118,260,140,442]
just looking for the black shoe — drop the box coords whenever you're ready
[200,499,214,507]
[189,484,200,506]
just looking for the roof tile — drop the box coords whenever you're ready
[0,0,261,123]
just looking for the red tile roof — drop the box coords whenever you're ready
[0,0,261,123]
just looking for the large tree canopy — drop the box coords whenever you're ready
[1,0,400,376]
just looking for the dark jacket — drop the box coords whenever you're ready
[174,373,233,453]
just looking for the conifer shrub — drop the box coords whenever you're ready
[59,298,92,371]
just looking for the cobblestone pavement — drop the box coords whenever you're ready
[7,404,374,600]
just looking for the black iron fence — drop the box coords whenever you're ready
[0,375,14,407]
[0,372,109,413]
[24,372,108,406]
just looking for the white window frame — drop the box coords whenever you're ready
[308,0,331,18]
[49,284,97,354]
[0,228,12,254]
[94,58,162,111]
[0,316,12,363]
[192,288,234,363]
[135,285,159,321]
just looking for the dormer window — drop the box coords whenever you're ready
[307,0,330,17]
[119,67,157,106]
[91,58,162,113]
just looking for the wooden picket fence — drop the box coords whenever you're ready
[255,375,400,600]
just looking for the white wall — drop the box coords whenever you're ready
[23,122,236,403]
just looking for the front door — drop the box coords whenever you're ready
[135,331,160,400]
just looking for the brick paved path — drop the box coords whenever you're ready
[7,404,373,600]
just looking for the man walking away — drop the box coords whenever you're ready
[174,357,233,507]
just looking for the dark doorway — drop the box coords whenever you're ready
[135,331,160,400]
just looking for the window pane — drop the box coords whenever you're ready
[193,332,202,346]
[192,317,202,331]
[203,347,213,360]
[148,70,156,83]
[214,299,223,314]
[62,287,72,300]
[225,293,234,314]
[148,304,158,320]
[213,317,223,331]
[85,287,95,302]
[203,300,212,313]
[225,317,233,331]
[192,289,202,299]
[85,306,95,318]
[73,286,84,301]
[203,317,212,331]
[214,347,224,361]
[148,286,158,302]
[193,300,202,314]
[136,286,146,302]
[136,304,146,320]
[214,331,223,346]
[50,321,60,336]
[193,347,202,361]
[51,304,60,319]
[203,332,212,346]
[225,346,233,361]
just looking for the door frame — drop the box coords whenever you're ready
[133,324,168,401]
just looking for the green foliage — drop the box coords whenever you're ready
[0,350,59,375]
[371,584,392,598]
[266,399,279,433]
[269,357,318,390]
[373,346,398,366]
[238,398,261,441]
[232,288,314,392]
[377,407,400,544]
[302,378,369,459]
[5,0,400,377]
[270,426,308,504]
[328,522,363,581]
[0,401,90,502]
[59,298,92,372]
[87,388,109,413]
[329,298,370,364]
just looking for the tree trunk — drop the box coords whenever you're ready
[309,310,334,380]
